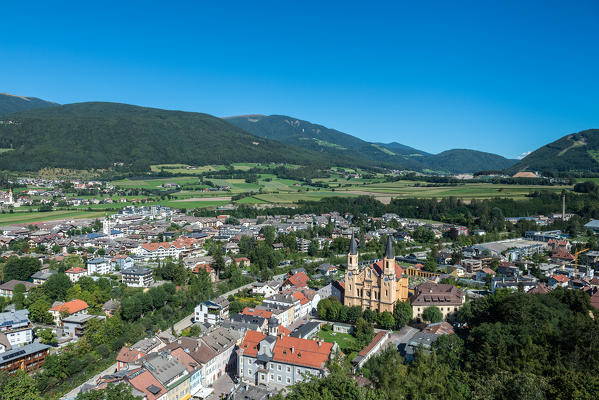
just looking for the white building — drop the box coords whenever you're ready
[0,310,33,350]
[86,257,113,275]
[122,266,154,288]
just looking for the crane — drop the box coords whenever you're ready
[573,248,589,276]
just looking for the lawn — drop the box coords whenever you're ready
[318,329,359,353]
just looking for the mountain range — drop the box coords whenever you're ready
[225,115,517,173]
[0,93,595,174]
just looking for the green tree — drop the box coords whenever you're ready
[36,328,57,345]
[377,311,395,330]
[422,306,443,323]
[75,383,141,399]
[43,273,73,301]
[0,370,43,400]
[354,317,374,346]
[12,283,26,310]
[2,256,41,282]
[393,301,413,329]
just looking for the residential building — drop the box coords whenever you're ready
[31,269,57,285]
[344,235,409,313]
[122,266,154,288]
[194,299,227,325]
[411,282,465,321]
[238,329,335,388]
[141,352,190,400]
[49,299,89,326]
[134,237,199,260]
[65,267,89,283]
[62,314,104,338]
[0,280,37,298]
[87,257,113,275]
[0,309,33,348]
[0,342,50,373]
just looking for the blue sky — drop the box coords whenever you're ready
[1,1,598,158]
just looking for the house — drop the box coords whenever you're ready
[0,309,33,348]
[411,282,466,321]
[194,297,229,324]
[192,263,218,283]
[140,352,190,400]
[317,263,338,277]
[296,238,311,253]
[87,257,113,275]
[238,329,335,388]
[403,332,439,362]
[49,299,89,326]
[102,299,120,317]
[111,255,135,270]
[222,242,240,254]
[475,268,496,282]
[549,274,570,288]
[116,336,167,371]
[289,321,321,339]
[65,267,88,283]
[199,326,242,386]
[122,266,154,288]
[234,257,250,267]
[0,280,37,298]
[62,314,104,338]
[30,269,57,285]
[252,281,280,298]
[0,342,50,373]
[283,271,310,289]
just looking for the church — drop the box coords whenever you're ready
[343,234,409,313]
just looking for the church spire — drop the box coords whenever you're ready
[384,235,394,259]
[349,233,358,255]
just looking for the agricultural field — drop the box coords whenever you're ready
[0,210,108,226]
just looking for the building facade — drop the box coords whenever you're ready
[344,235,409,313]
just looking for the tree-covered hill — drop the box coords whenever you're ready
[0,102,348,171]
[225,114,516,173]
[0,93,58,115]
[424,149,517,173]
[225,114,425,170]
[507,129,599,174]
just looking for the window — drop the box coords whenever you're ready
[287,366,291,372]
[277,365,282,371]
[248,369,252,375]
[277,375,282,382]
[287,377,291,383]
[270,374,274,380]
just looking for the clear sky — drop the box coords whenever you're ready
[1,1,598,158]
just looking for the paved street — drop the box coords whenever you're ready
[62,362,118,399]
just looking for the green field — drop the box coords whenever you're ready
[318,329,358,353]
[0,210,109,226]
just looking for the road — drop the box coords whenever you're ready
[61,361,118,399]
[62,280,258,399]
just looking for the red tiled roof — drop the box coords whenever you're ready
[50,299,89,314]
[552,274,569,283]
[240,330,265,357]
[357,331,387,357]
[273,335,333,369]
[288,271,309,285]
[242,307,273,319]
[66,267,87,274]
[117,346,145,363]
[128,369,167,400]
[278,325,291,336]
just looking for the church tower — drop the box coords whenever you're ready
[347,233,359,271]
[383,235,395,275]
[8,188,14,205]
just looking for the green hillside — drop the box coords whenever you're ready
[225,114,515,173]
[0,103,343,171]
[0,93,58,115]
[507,129,599,174]
[425,149,517,174]
[224,114,424,169]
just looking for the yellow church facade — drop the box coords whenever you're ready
[344,235,409,313]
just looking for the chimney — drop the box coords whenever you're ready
[290,347,294,353]
[318,340,322,347]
